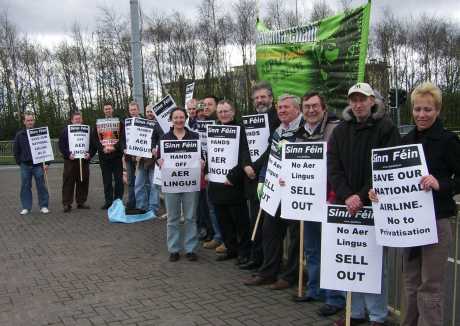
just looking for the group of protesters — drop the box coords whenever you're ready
[13,80,459,326]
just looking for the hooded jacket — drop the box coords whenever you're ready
[327,98,401,205]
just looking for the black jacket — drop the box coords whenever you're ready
[328,100,401,205]
[402,118,460,219]
[207,120,249,205]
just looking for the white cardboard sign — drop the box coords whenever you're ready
[242,113,270,162]
[371,144,438,247]
[160,139,201,193]
[27,127,54,164]
[320,205,383,294]
[207,125,240,183]
[281,142,327,222]
[68,124,90,159]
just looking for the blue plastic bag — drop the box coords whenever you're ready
[108,199,155,223]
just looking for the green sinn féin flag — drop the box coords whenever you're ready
[256,2,371,112]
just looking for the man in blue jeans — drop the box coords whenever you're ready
[123,102,141,209]
[134,105,162,215]
[13,112,50,215]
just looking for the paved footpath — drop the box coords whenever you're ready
[0,165,337,326]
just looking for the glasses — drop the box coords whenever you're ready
[303,103,322,111]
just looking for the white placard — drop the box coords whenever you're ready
[152,95,176,134]
[68,124,90,159]
[96,118,120,146]
[371,144,438,247]
[26,127,54,164]
[195,120,215,159]
[260,140,283,216]
[160,140,201,193]
[125,118,155,158]
[207,125,240,183]
[280,142,327,222]
[184,82,195,106]
[320,205,383,294]
[242,113,270,162]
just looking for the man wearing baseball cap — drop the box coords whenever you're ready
[327,83,400,326]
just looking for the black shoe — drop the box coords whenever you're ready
[101,203,111,210]
[317,304,343,317]
[216,253,237,261]
[77,204,90,209]
[63,205,72,213]
[235,256,250,266]
[292,294,318,303]
[239,261,261,270]
[186,252,198,261]
[169,252,180,262]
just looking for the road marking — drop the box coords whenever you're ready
[448,257,460,265]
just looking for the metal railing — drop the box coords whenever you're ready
[0,139,63,164]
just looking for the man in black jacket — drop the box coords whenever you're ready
[92,102,124,209]
[328,83,400,326]
[244,94,302,289]
[239,81,280,270]
[59,111,96,213]
[13,112,50,215]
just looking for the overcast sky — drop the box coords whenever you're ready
[1,0,459,46]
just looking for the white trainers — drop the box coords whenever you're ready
[20,209,30,215]
[40,207,50,214]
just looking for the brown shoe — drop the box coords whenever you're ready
[243,275,275,286]
[269,278,291,290]
[215,243,227,254]
[203,239,220,249]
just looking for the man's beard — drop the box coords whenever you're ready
[255,104,271,113]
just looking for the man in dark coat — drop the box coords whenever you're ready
[328,83,400,326]
[13,112,50,215]
[239,81,280,270]
[92,102,124,209]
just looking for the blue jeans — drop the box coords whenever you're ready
[125,159,136,209]
[134,166,160,215]
[304,221,345,308]
[165,191,199,253]
[206,188,222,243]
[351,252,388,323]
[20,163,49,210]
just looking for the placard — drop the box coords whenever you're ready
[207,125,240,183]
[184,82,195,106]
[320,205,383,294]
[281,142,327,221]
[160,140,201,193]
[152,95,176,134]
[125,118,155,158]
[371,144,438,247]
[260,140,283,216]
[195,120,214,159]
[96,118,120,146]
[242,113,270,162]
[68,124,90,159]
[26,127,54,164]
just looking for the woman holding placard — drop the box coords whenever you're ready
[158,107,201,262]
[370,82,460,326]
[207,100,252,264]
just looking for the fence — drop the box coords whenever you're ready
[0,139,62,164]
